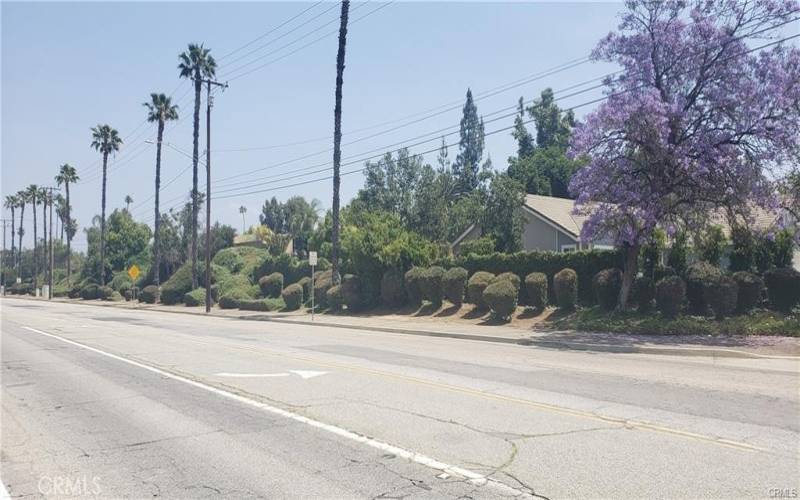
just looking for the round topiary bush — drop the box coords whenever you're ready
[341,274,363,311]
[763,267,800,313]
[420,266,445,307]
[99,286,115,300]
[297,276,312,302]
[313,270,333,308]
[592,268,622,311]
[282,283,304,310]
[553,268,578,310]
[524,272,548,309]
[685,261,723,315]
[80,284,101,300]
[183,288,207,307]
[212,247,245,274]
[259,272,284,298]
[404,267,425,306]
[380,269,406,307]
[732,271,763,313]
[656,275,685,318]
[219,288,251,309]
[632,276,655,312]
[442,267,468,306]
[139,285,159,304]
[110,273,133,292]
[703,275,738,320]
[491,272,521,292]
[326,285,344,311]
[466,271,495,308]
[483,279,518,321]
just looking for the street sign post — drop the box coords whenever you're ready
[309,251,317,321]
[127,265,141,301]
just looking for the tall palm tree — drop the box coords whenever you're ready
[90,124,123,286]
[55,163,79,287]
[4,195,17,270]
[40,187,48,279]
[331,0,350,286]
[239,205,247,234]
[25,185,39,288]
[15,190,26,276]
[124,195,133,212]
[178,43,216,289]
[144,92,179,291]
[54,194,66,241]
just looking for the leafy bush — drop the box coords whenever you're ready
[212,247,245,274]
[252,252,329,285]
[632,276,655,312]
[732,271,763,313]
[524,272,548,309]
[685,261,722,315]
[466,271,495,308]
[491,272,521,292]
[139,285,159,304]
[442,267,468,306]
[259,272,284,298]
[696,225,726,266]
[653,265,676,283]
[326,285,344,311]
[282,283,304,310]
[80,284,101,300]
[459,236,496,256]
[763,267,800,313]
[184,288,207,307]
[404,267,425,306]
[110,272,133,292]
[219,287,251,309]
[108,291,124,302]
[313,270,333,308]
[99,286,115,300]
[238,298,284,311]
[297,276,312,302]
[729,226,755,272]
[483,279,518,321]
[420,266,445,306]
[704,276,738,320]
[656,276,685,318]
[667,231,688,276]
[341,274,363,310]
[160,261,211,305]
[592,268,622,311]
[380,269,406,307]
[553,268,578,310]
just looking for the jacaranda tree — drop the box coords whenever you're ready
[569,0,800,308]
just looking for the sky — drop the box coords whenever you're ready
[1,1,630,251]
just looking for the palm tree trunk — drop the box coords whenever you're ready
[10,207,15,272]
[100,152,108,286]
[32,192,37,290]
[17,204,24,276]
[153,120,164,291]
[65,182,71,287]
[190,72,201,290]
[331,0,350,287]
[42,197,47,285]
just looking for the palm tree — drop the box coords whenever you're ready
[124,195,133,212]
[144,92,179,291]
[54,194,66,241]
[40,187,48,279]
[178,43,216,289]
[4,195,17,270]
[25,185,39,288]
[56,163,79,287]
[331,0,351,286]
[15,190,26,276]
[239,206,247,234]
[90,124,123,286]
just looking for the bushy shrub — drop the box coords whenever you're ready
[380,269,406,307]
[696,225,727,266]
[656,276,685,318]
[553,268,578,310]
[259,272,284,298]
[160,261,211,305]
[313,270,333,308]
[763,267,800,313]
[704,276,738,320]
[326,285,344,311]
[212,247,245,274]
[282,283,304,310]
[483,279,518,321]
[139,285,159,304]
[404,267,425,306]
[99,286,115,300]
[108,291,124,302]
[632,276,655,312]
[80,284,101,300]
[729,226,755,272]
[420,266,445,306]
[459,236,496,256]
[732,271,763,313]
[219,288,251,309]
[442,267,468,306]
[491,272,521,292]
[685,261,723,315]
[252,252,330,288]
[297,276,312,302]
[341,274,363,310]
[184,288,207,307]
[653,266,676,283]
[667,231,688,276]
[524,272,548,309]
[466,271,495,308]
[592,268,622,311]
[110,272,133,292]
[238,298,284,311]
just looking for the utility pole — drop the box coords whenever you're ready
[48,187,54,299]
[1,219,10,295]
[203,78,228,313]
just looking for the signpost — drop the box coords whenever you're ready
[309,251,317,321]
[127,265,140,300]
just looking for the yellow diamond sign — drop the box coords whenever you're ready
[127,264,140,280]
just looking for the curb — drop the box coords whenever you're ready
[3,295,797,360]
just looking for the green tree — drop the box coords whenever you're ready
[453,89,486,193]
[4,195,17,270]
[482,174,525,252]
[179,43,217,289]
[356,149,422,225]
[331,0,351,287]
[259,197,287,233]
[15,189,26,276]
[238,206,247,234]
[55,163,79,286]
[90,124,123,286]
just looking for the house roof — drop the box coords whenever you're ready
[523,194,587,238]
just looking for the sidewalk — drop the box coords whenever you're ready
[4,295,799,359]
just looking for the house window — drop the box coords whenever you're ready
[560,244,577,253]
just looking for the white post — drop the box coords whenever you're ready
[309,251,318,322]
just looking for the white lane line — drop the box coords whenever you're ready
[215,370,328,379]
[21,326,527,497]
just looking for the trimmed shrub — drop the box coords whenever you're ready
[313,270,333,308]
[282,283,304,310]
[483,279,518,321]
[80,284,101,300]
[442,267,468,306]
[459,236,496,256]
[380,269,407,307]
[139,285,159,304]
[653,266,676,283]
[341,274,363,311]
[732,271,763,313]
[160,262,211,305]
[420,266,445,306]
[184,288,207,307]
[219,288,251,309]
[297,276,312,302]
[553,268,578,310]
[656,276,685,318]
[524,272,548,309]
[108,291,124,302]
[404,267,425,306]
[466,271,495,308]
[326,285,344,311]
[110,272,133,292]
[239,298,284,311]
[259,272,284,298]
[763,267,800,313]
[491,272,521,292]
[632,276,655,312]
[212,247,245,274]
[685,262,723,315]
[99,286,115,300]
[704,276,738,320]
[592,268,622,311]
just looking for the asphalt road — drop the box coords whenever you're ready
[1,298,798,499]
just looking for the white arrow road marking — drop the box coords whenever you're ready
[289,370,327,379]
[215,370,328,379]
